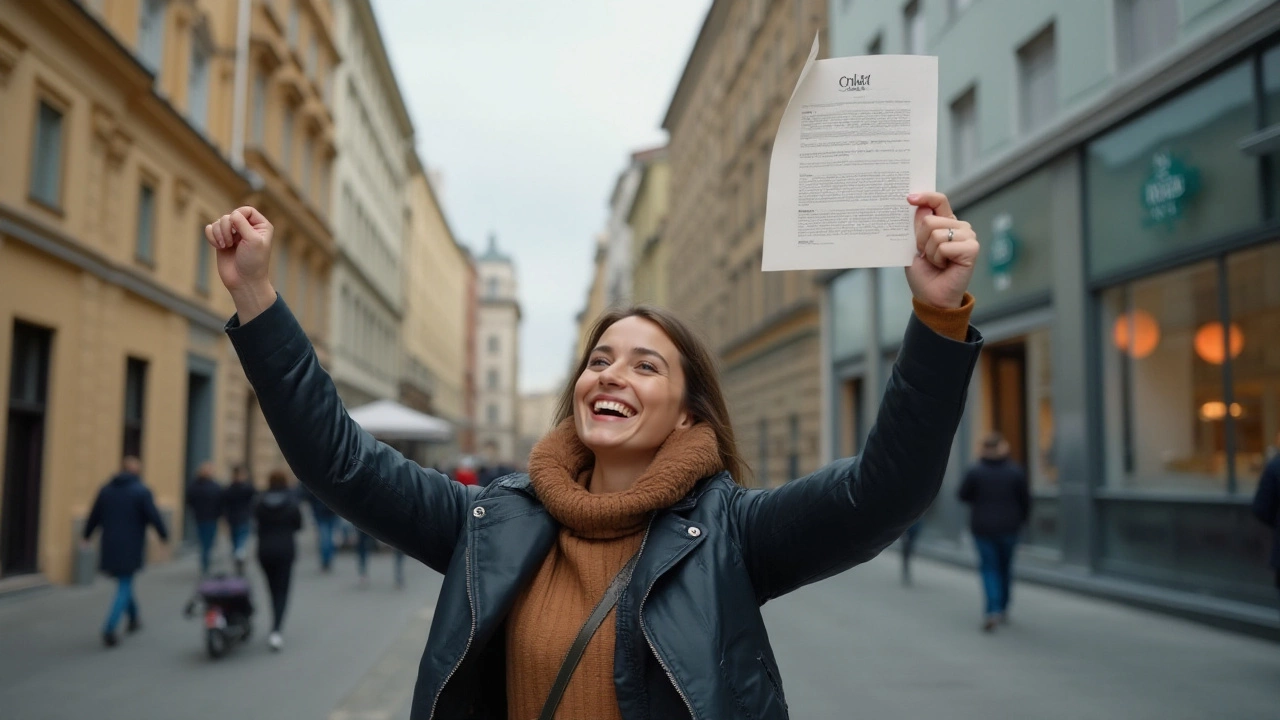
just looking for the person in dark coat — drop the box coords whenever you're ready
[186,462,224,575]
[256,469,303,651]
[958,431,1031,632]
[81,457,169,647]
[296,482,337,571]
[223,464,256,573]
[1251,430,1280,613]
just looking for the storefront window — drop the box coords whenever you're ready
[830,270,870,361]
[1224,243,1280,491]
[960,166,1054,309]
[877,267,914,347]
[1261,45,1280,214]
[1101,260,1228,492]
[1087,62,1259,278]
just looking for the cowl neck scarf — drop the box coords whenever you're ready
[527,417,724,539]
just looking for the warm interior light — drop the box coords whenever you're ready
[1193,322,1244,365]
[1112,309,1160,359]
[1199,401,1244,421]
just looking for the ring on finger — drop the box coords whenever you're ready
[947,228,955,242]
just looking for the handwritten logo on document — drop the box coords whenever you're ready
[838,74,871,92]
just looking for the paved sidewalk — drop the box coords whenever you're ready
[0,536,443,720]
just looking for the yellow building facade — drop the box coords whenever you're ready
[627,147,670,308]
[573,235,609,367]
[0,0,336,585]
[402,161,474,465]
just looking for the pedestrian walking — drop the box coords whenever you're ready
[1251,430,1280,614]
[205,194,981,719]
[297,482,337,572]
[186,461,223,576]
[958,431,1031,632]
[255,469,303,651]
[223,465,256,574]
[900,520,923,586]
[81,457,169,648]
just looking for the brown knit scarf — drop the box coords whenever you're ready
[526,417,725,538]
[507,417,723,718]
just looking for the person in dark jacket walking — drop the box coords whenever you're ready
[223,465,256,573]
[186,462,224,575]
[958,431,1031,631]
[1251,431,1280,613]
[296,482,337,571]
[206,195,981,719]
[82,457,169,647]
[256,469,303,651]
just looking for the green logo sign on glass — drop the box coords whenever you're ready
[1142,151,1199,227]
[990,213,1017,292]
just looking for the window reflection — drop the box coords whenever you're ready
[1225,243,1280,491]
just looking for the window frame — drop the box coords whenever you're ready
[28,96,67,212]
[135,178,158,266]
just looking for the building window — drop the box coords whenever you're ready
[188,28,211,131]
[282,103,296,174]
[251,71,266,145]
[488,335,499,354]
[136,182,157,264]
[275,234,288,296]
[287,1,300,47]
[137,0,167,75]
[867,34,883,56]
[1018,24,1058,134]
[302,133,315,199]
[950,86,978,178]
[196,225,211,293]
[758,418,769,486]
[29,101,64,209]
[903,0,925,55]
[788,413,800,480]
[123,357,148,458]
[487,369,499,390]
[297,257,309,324]
[1116,0,1178,72]
[487,277,500,298]
[948,0,972,22]
[487,403,499,425]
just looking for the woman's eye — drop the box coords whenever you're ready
[638,362,657,372]
[588,357,609,368]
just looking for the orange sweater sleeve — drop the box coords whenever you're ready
[911,292,975,341]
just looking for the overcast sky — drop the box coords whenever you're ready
[370,1,712,393]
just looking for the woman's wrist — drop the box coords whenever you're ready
[911,293,974,341]
[230,281,277,324]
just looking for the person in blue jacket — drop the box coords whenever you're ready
[82,456,169,647]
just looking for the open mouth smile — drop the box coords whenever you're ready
[590,398,637,420]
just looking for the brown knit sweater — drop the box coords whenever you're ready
[506,301,973,718]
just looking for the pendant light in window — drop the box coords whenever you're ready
[1193,322,1244,365]
[1112,309,1160,359]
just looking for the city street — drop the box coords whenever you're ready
[2,536,1277,719]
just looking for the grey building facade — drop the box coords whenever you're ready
[822,0,1280,631]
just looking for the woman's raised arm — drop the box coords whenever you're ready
[210,208,471,573]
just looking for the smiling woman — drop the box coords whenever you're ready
[206,191,981,719]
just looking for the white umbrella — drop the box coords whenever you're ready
[348,399,453,442]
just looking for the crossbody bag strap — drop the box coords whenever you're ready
[538,551,641,720]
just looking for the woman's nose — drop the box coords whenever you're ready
[597,363,626,387]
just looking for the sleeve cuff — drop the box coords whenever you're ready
[224,294,311,389]
[911,293,975,342]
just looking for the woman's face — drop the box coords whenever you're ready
[574,316,691,459]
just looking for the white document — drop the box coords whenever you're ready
[762,36,938,271]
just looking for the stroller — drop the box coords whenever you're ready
[185,573,255,658]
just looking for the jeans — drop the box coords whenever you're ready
[230,522,252,561]
[974,533,1018,616]
[103,574,137,634]
[259,557,294,633]
[196,521,218,575]
[314,517,335,570]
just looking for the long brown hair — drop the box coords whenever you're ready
[555,305,747,481]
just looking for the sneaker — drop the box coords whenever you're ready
[102,631,119,648]
[982,615,998,633]
[269,632,283,652]
[126,617,141,634]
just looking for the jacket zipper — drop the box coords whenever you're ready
[427,544,476,720]
[637,518,698,719]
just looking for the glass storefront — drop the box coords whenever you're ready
[830,269,870,361]
[961,165,1055,308]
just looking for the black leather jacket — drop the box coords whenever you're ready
[226,297,981,719]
